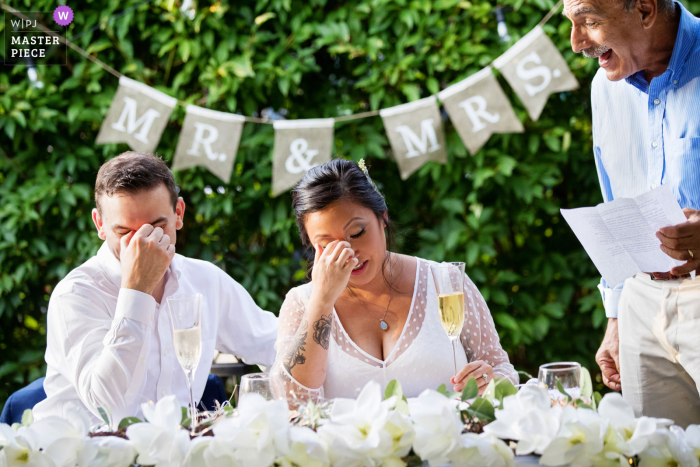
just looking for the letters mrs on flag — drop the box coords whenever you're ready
[380,96,447,180]
[96,76,177,153]
[494,26,578,121]
[171,106,245,183]
[438,67,524,155]
[271,119,334,197]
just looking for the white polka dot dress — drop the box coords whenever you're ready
[271,257,518,400]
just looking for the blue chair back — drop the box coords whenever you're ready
[0,377,46,425]
[0,374,227,425]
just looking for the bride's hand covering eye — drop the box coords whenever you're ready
[311,240,358,305]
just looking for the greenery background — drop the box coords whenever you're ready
[2,0,698,410]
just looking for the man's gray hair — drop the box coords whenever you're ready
[619,0,675,15]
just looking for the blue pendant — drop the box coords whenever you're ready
[380,320,389,331]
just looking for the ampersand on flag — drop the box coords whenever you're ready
[285,138,319,174]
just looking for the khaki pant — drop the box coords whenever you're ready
[618,273,700,428]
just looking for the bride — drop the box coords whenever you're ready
[272,159,517,400]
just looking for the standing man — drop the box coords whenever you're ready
[33,152,278,425]
[563,0,700,426]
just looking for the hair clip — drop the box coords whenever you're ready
[358,159,369,176]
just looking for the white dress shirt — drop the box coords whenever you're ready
[33,242,278,424]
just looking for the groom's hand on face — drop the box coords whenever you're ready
[119,224,175,296]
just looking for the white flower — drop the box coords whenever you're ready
[540,406,607,467]
[84,436,136,467]
[449,433,515,467]
[407,389,463,467]
[483,385,562,456]
[275,426,330,467]
[685,425,700,459]
[638,427,699,467]
[204,392,289,467]
[181,436,211,467]
[598,393,669,464]
[126,395,192,467]
[318,380,409,467]
[0,423,53,467]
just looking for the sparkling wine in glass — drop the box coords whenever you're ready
[538,362,581,401]
[167,293,203,432]
[431,262,466,376]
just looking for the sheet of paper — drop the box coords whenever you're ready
[561,186,689,287]
[560,206,639,287]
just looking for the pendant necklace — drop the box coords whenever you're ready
[348,254,394,332]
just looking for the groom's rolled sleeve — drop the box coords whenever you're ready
[598,279,624,318]
[55,286,156,423]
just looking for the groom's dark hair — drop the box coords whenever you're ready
[94,151,178,213]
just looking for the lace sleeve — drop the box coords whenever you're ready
[459,274,519,385]
[271,287,325,403]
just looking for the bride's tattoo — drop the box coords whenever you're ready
[313,314,333,350]
[284,318,308,373]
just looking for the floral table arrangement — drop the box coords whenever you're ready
[2,375,700,467]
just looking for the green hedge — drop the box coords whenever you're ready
[3,0,697,408]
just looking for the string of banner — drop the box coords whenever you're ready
[3,1,573,196]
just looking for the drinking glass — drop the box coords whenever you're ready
[538,362,581,400]
[430,262,466,376]
[239,373,285,401]
[167,293,203,432]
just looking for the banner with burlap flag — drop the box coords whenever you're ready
[493,26,578,121]
[171,106,245,183]
[438,67,524,155]
[379,96,447,180]
[271,119,335,196]
[96,76,177,153]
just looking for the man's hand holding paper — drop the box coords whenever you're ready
[561,186,694,287]
[657,208,700,276]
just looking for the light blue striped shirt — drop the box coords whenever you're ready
[591,1,700,318]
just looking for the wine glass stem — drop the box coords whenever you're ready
[187,369,196,434]
[451,338,457,377]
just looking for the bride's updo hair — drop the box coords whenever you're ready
[292,159,396,278]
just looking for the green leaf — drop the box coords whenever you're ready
[254,12,276,25]
[440,198,464,214]
[436,383,448,396]
[181,406,191,428]
[493,378,518,405]
[384,379,403,400]
[580,366,593,400]
[427,77,439,95]
[11,111,26,128]
[556,379,572,402]
[97,407,111,426]
[481,378,496,403]
[460,377,478,401]
[401,84,420,102]
[593,392,603,409]
[118,417,142,429]
[467,397,495,422]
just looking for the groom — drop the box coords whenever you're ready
[33,152,278,424]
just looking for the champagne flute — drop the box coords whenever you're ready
[538,362,581,401]
[167,293,203,433]
[430,262,466,376]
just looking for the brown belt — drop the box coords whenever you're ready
[645,270,698,281]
